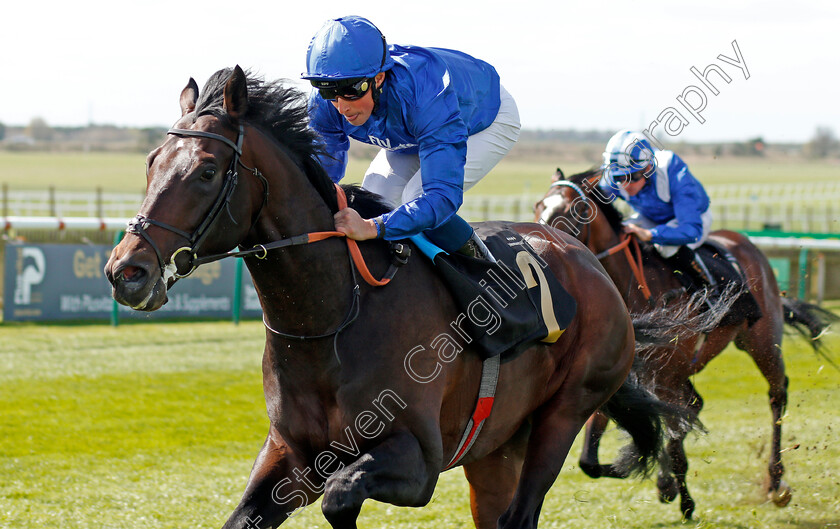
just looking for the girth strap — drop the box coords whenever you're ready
[444,355,500,469]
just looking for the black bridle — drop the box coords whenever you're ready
[122,124,407,346]
[126,124,268,282]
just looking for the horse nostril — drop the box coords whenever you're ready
[120,265,146,283]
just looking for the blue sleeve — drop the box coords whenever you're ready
[648,156,707,245]
[379,68,468,240]
[307,93,349,183]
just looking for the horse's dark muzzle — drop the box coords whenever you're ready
[105,255,168,311]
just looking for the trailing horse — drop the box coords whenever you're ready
[106,67,692,529]
[535,167,837,518]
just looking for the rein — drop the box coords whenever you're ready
[128,123,406,345]
[131,124,399,288]
[194,184,401,288]
[594,234,652,301]
[549,179,650,301]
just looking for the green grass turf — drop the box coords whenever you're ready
[0,152,148,192]
[469,158,840,198]
[1,319,838,528]
[1,151,837,195]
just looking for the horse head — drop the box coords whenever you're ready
[105,65,319,311]
[534,168,608,248]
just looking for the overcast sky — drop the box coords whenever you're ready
[2,1,837,143]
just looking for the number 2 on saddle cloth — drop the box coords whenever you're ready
[413,221,577,360]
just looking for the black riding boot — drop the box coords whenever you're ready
[665,246,717,294]
[456,230,497,263]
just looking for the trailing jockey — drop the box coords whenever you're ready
[597,130,717,295]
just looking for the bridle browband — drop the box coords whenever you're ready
[126,124,268,282]
[544,180,592,241]
[550,180,590,205]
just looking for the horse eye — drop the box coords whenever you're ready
[200,168,216,181]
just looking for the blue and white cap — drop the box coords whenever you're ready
[601,130,656,178]
[302,16,394,81]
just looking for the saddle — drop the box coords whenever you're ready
[412,222,577,360]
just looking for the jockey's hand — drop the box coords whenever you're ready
[334,208,378,241]
[623,224,653,242]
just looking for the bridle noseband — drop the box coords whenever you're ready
[126,124,267,282]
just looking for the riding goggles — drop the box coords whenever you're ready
[311,77,373,101]
[627,169,649,182]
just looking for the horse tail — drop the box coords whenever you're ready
[630,283,741,352]
[600,286,735,478]
[781,297,839,367]
[601,357,700,478]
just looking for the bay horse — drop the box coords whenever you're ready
[104,67,690,529]
[534,167,838,518]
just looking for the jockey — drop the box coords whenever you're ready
[302,15,521,261]
[598,130,715,290]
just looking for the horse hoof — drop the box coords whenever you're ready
[657,476,678,503]
[579,462,603,479]
[768,480,793,507]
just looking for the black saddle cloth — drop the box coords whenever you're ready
[695,242,763,327]
[431,222,577,360]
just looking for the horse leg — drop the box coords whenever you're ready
[659,380,703,519]
[734,323,791,506]
[666,436,694,519]
[578,411,616,478]
[723,235,791,505]
[497,380,614,529]
[462,423,529,529]
[222,429,320,529]
[656,448,678,504]
[320,431,439,529]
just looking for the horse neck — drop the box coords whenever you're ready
[240,126,354,349]
[242,126,336,236]
[586,209,641,305]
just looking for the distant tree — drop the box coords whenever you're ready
[135,127,167,152]
[748,137,765,156]
[26,117,53,141]
[730,137,766,157]
[0,121,6,141]
[804,126,838,158]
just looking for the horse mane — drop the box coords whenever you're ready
[566,167,626,236]
[342,184,393,218]
[192,68,389,217]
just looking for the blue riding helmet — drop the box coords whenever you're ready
[602,130,656,178]
[302,16,395,81]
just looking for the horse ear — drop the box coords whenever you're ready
[180,78,199,117]
[552,167,564,183]
[223,65,249,121]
